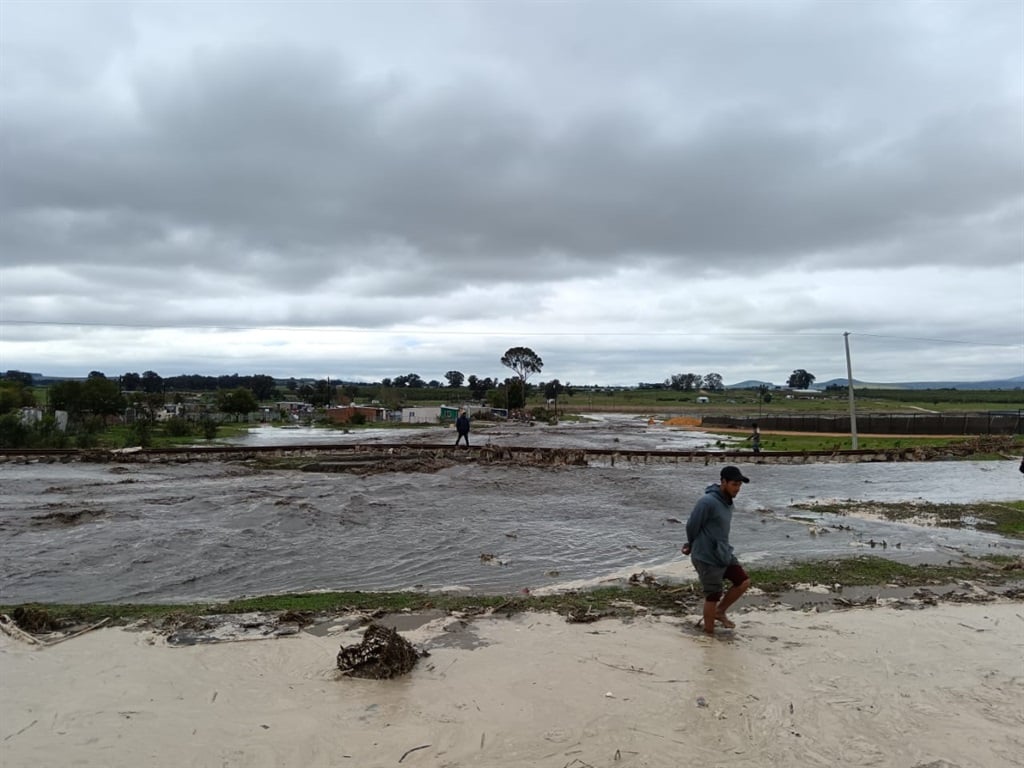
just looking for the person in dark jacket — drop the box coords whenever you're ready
[455,410,470,447]
[749,423,761,453]
[682,465,752,635]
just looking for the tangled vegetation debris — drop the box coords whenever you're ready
[336,623,424,679]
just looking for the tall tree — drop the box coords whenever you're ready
[787,369,816,389]
[668,373,701,391]
[543,379,564,400]
[120,372,142,391]
[501,347,543,382]
[249,374,278,399]
[51,378,123,420]
[0,380,35,413]
[703,372,724,392]
[467,375,493,400]
[82,377,125,416]
[445,370,465,388]
[393,373,425,388]
[500,378,526,409]
[141,371,164,394]
[218,388,259,421]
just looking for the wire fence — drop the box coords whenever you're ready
[703,411,1023,435]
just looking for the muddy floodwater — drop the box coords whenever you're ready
[2,416,1022,604]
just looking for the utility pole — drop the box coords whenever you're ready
[844,332,858,449]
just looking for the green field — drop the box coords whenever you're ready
[543,388,1023,415]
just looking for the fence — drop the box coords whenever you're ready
[703,411,1023,436]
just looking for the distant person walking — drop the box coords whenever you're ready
[749,423,761,453]
[455,410,470,447]
[681,466,752,636]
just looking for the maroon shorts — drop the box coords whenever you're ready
[693,560,749,601]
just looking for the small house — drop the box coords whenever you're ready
[324,405,388,424]
[401,407,439,425]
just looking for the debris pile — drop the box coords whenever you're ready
[1,610,110,646]
[565,606,611,623]
[161,612,305,645]
[10,604,63,633]
[337,623,423,679]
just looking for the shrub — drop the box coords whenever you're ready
[0,413,29,448]
[125,421,151,448]
[162,416,193,437]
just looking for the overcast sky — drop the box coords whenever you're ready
[1,0,1022,387]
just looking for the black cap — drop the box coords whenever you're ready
[721,465,750,483]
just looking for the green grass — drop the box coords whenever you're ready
[95,422,252,449]
[702,430,1021,454]
[746,555,1020,592]
[4,556,1019,627]
[538,388,1023,415]
[753,434,965,452]
[792,499,1024,538]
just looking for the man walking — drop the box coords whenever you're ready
[455,410,470,447]
[681,465,751,635]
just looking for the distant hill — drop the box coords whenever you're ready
[726,376,1023,391]
[814,376,1024,391]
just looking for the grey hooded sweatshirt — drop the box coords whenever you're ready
[685,483,738,567]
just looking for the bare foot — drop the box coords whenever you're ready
[715,613,735,629]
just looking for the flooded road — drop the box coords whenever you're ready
[2,417,1022,604]
[222,413,721,452]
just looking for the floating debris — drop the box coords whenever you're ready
[628,571,658,586]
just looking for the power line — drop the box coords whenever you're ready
[853,332,1019,349]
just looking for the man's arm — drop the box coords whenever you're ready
[684,498,707,550]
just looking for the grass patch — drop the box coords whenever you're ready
[756,434,964,452]
[4,556,1020,626]
[702,430,1023,458]
[94,423,252,449]
[747,555,1019,592]
[793,499,1024,538]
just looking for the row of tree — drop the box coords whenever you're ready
[5,356,813,398]
[664,373,725,391]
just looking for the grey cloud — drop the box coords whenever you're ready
[0,1,1020,384]
[4,36,1019,283]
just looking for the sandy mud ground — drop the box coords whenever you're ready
[2,601,1022,768]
